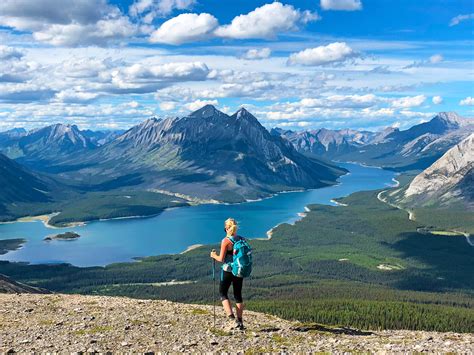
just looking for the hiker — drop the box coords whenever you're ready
[210,218,251,330]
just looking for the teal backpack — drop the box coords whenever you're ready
[229,236,253,278]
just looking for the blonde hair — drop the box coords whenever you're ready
[225,218,238,236]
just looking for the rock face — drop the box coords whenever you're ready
[275,112,473,170]
[402,133,474,208]
[64,105,346,202]
[0,153,51,204]
[1,293,472,353]
[0,274,50,294]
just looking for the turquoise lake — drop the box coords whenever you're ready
[0,163,399,267]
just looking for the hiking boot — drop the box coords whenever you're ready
[223,319,239,332]
[236,320,245,331]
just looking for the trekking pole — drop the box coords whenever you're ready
[212,258,216,329]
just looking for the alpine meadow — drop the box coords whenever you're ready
[0,0,473,352]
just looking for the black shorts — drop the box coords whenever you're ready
[219,270,243,303]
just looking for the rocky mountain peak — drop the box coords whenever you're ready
[431,112,464,129]
[231,107,262,127]
[189,104,226,119]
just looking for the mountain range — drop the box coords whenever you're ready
[273,112,473,171]
[0,106,346,205]
[1,108,472,210]
[55,105,346,202]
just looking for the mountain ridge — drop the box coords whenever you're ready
[274,112,473,171]
[57,105,346,202]
[394,133,474,209]
[1,293,472,353]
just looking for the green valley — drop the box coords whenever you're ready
[1,188,472,332]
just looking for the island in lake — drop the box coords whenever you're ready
[44,232,80,241]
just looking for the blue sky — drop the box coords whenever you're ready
[0,0,473,131]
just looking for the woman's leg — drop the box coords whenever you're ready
[219,270,234,316]
[232,276,244,321]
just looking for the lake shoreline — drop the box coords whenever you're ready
[0,162,395,267]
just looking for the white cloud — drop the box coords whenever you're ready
[432,96,443,105]
[0,0,138,46]
[460,96,474,106]
[109,61,211,93]
[449,13,474,26]
[184,99,218,111]
[300,94,379,108]
[0,45,24,60]
[320,0,362,11]
[159,101,177,110]
[54,89,99,103]
[241,48,272,60]
[403,54,443,69]
[33,16,137,46]
[215,2,318,39]
[429,54,443,64]
[391,95,426,108]
[287,42,358,66]
[150,13,218,45]
[129,0,196,22]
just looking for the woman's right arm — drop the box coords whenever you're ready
[211,239,228,262]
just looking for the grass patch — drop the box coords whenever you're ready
[191,308,210,315]
[74,326,113,335]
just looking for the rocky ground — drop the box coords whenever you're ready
[1,294,472,353]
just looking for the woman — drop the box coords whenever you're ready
[210,218,245,330]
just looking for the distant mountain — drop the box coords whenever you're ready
[62,105,346,202]
[0,153,52,205]
[391,134,473,209]
[0,127,27,141]
[81,129,125,146]
[0,124,97,169]
[275,112,473,171]
[271,128,377,158]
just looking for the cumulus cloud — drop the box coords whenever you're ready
[33,16,137,46]
[215,2,318,39]
[54,89,100,103]
[184,99,218,111]
[150,13,218,44]
[432,96,443,105]
[391,95,426,108]
[129,0,196,22]
[449,13,474,26]
[300,94,379,108]
[0,84,56,103]
[0,45,24,60]
[0,0,138,46]
[159,101,177,111]
[109,61,211,93]
[287,42,358,66]
[320,0,362,11]
[460,96,474,106]
[241,48,272,60]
